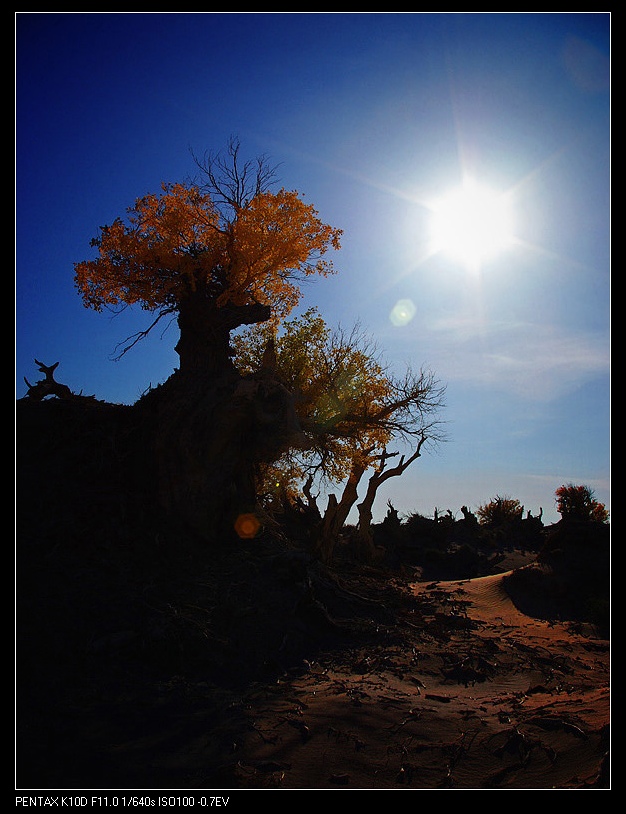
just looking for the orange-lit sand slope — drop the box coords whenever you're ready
[226,570,609,789]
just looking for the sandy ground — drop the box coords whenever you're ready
[16,553,610,792]
[16,397,610,792]
[210,571,609,790]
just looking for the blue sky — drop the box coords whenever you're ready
[15,12,610,525]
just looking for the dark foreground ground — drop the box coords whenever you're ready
[16,524,610,791]
[16,398,610,792]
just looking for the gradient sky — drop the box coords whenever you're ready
[15,12,610,525]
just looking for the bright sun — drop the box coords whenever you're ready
[429,179,514,270]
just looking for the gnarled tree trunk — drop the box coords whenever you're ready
[143,295,301,541]
[175,293,271,377]
[355,440,427,562]
[311,461,366,563]
[142,362,302,541]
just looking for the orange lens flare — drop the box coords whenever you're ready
[234,513,261,539]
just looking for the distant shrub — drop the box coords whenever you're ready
[402,511,450,550]
[476,495,524,526]
[555,484,609,523]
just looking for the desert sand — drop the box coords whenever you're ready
[207,567,609,790]
[17,538,609,792]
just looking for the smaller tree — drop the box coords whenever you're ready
[233,307,446,561]
[555,484,609,523]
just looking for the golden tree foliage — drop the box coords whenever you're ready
[233,308,445,501]
[74,182,342,323]
[235,309,392,479]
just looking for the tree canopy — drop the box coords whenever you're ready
[233,308,446,560]
[234,309,393,483]
[234,308,445,492]
[74,141,342,377]
[75,183,341,320]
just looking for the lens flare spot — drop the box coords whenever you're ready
[234,513,261,539]
[390,298,416,326]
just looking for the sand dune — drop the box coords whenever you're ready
[205,570,610,789]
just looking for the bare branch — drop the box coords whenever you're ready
[191,136,280,216]
[110,308,176,361]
